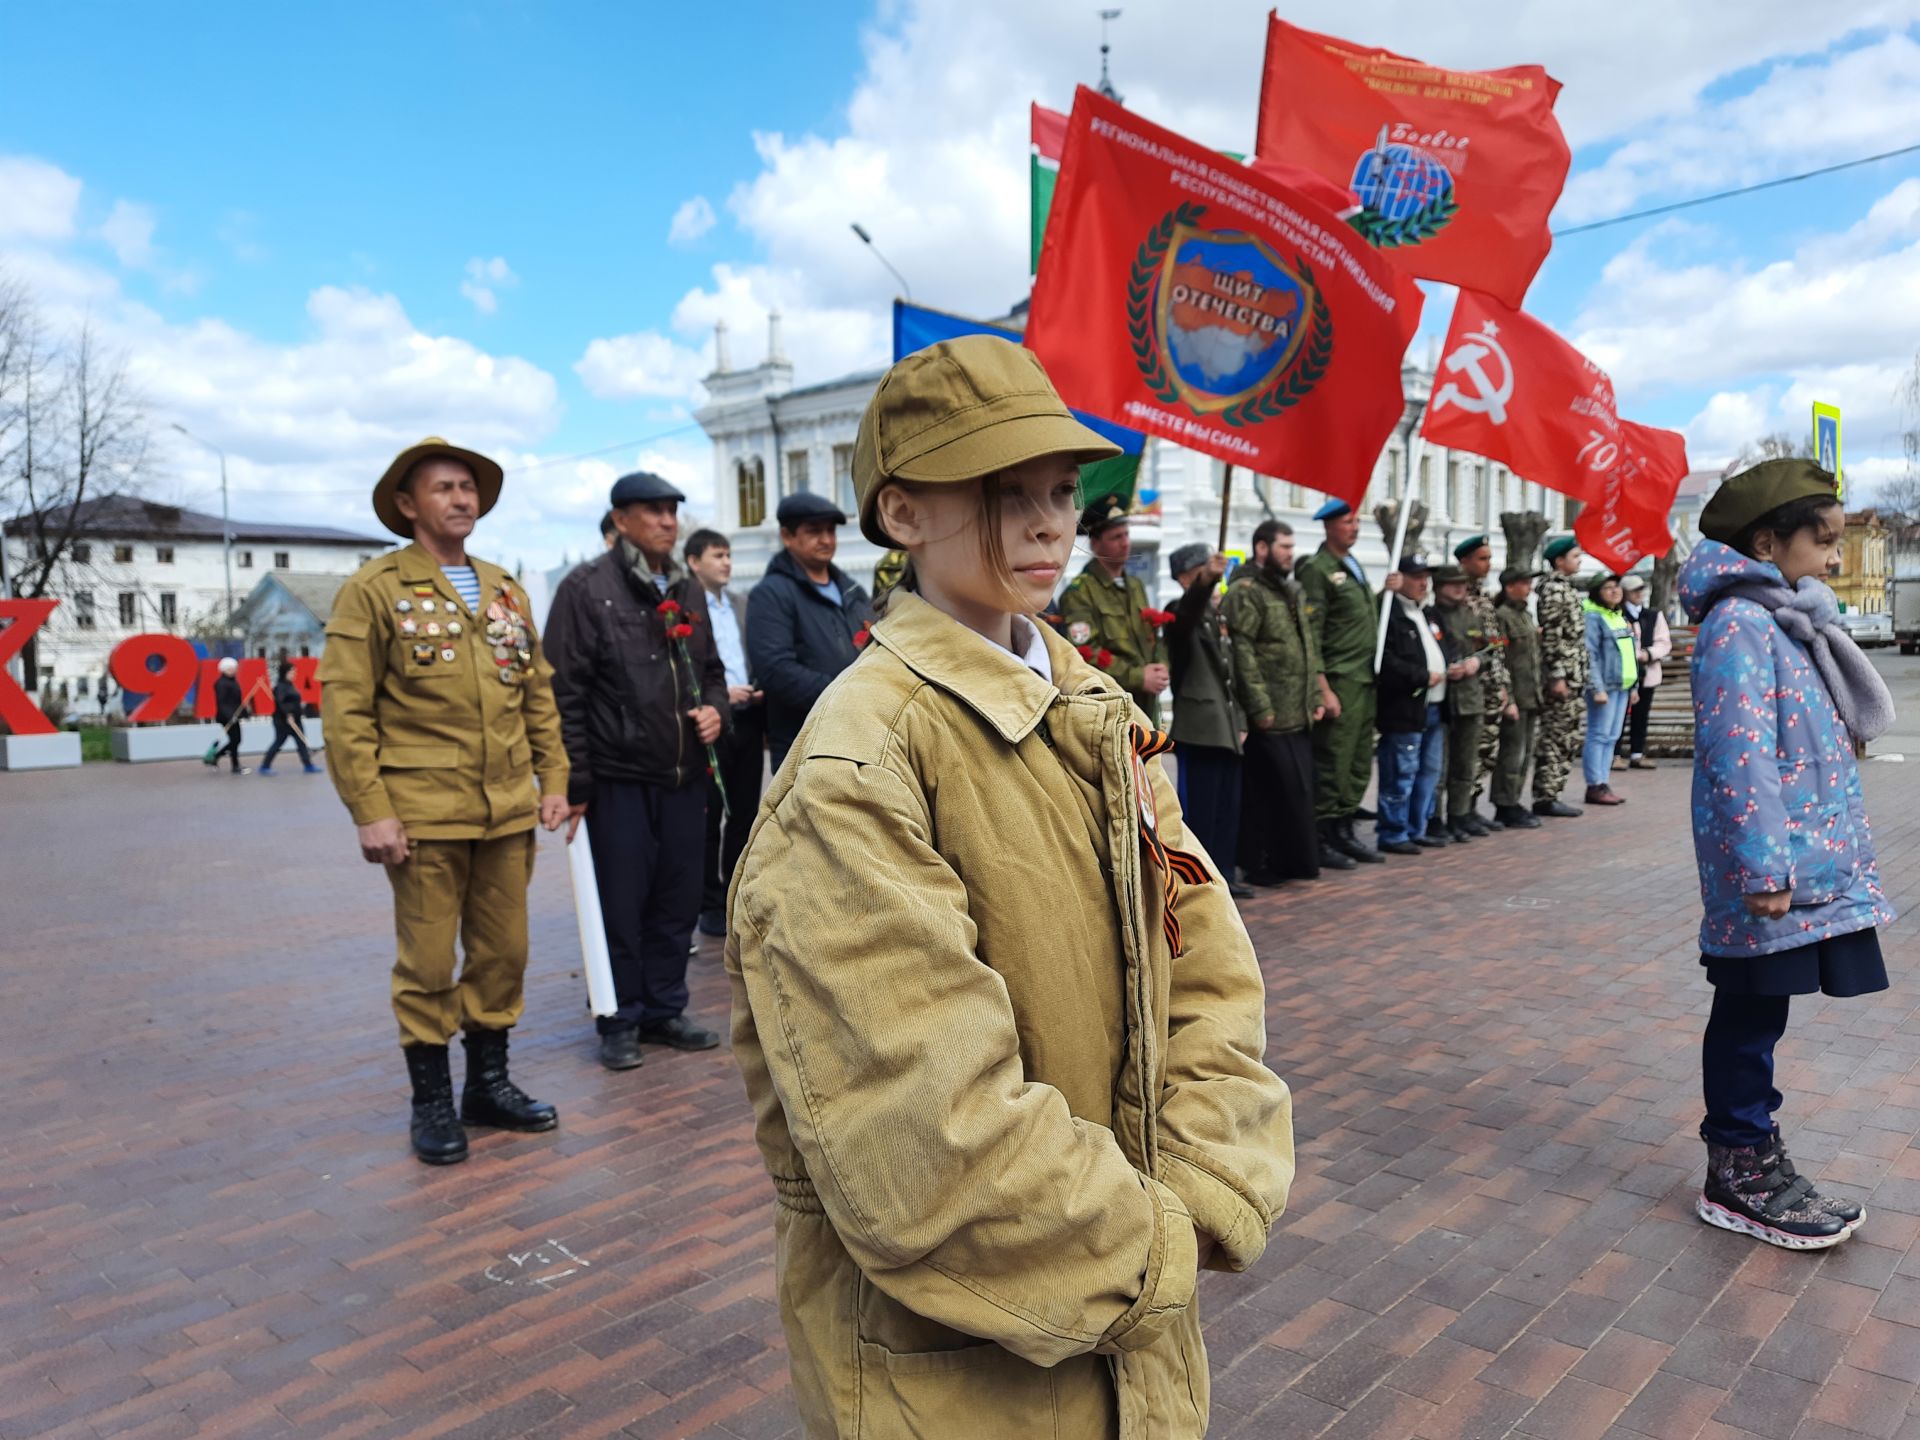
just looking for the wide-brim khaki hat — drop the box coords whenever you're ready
[373,437,504,539]
[853,336,1121,549]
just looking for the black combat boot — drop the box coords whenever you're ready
[1335,819,1386,864]
[1417,815,1451,847]
[403,1044,468,1166]
[1533,797,1583,818]
[1697,1136,1850,1250]
[460,1028,559,1132]
[1316,820,1358,871]
[1495,804,1542,830]
[1457,811,1493,838]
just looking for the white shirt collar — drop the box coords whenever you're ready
[1012,615,1053,683]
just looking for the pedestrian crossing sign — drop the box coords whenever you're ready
[1812,402,1842,498]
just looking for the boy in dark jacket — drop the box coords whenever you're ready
[1375,555,1445,853]
[259,660,321,774]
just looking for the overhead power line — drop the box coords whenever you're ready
[1555,141,1920,237]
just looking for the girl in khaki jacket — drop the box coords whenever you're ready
[726,336,1295,1439]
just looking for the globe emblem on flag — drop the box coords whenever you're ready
[1347,136,1460,249]
[1130,204,1332,427]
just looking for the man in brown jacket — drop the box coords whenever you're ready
[320,438,570,1165]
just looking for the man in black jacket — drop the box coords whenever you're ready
[745,493,874,771]
[544,471,729,1069]
[211,657,251,774]
[1375,555,1446,854]
[1165,543,1250,900]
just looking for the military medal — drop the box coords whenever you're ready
[396,598,413,613]
[411,643,435,664]
[425,622,441,637]
[447,621,462,637]
[420,598,436,614]
[440,647,456,663]
[400,618,417,636]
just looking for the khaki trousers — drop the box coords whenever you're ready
[385,831,536,1048]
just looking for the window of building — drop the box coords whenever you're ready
[736,456,767,528]
[1288,482,1308,509]
[1418,453,1432,504]
[73,590,95,629]
[1385,448,1402,500]
[72,543,91,564]
[273,551,290,569]
[117,592,136,626]
[786,450,811,496]
[238,550,254,569]
[159,592,177,626]
[155,546,174,564]
[1445,458,1459,520]
[113,544,133,563]
[833,444,856,515]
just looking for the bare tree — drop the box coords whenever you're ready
[1727,431,1813,475]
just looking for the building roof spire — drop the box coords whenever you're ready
[1097,9,1123,104]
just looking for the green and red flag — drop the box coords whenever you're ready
[1026,85,1423,510]
[1030,103,1068,275]
[1256,15,1571,307]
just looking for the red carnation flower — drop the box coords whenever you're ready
[672,623,694,639]
[1141,607,1177,628]
[1097,648,1113,669]
[656,599,681,616]
[1076,644,1093,661]
[853,624,873,650]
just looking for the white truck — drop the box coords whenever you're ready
[1893,577,1920,655]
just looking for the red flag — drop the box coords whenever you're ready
[1420,289,1617,502]
[1256,16,1571,307]
[1026,85,1423,509]
[1575,421,1689,573]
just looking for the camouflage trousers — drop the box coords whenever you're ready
[1532,689,1585,803]
[1474,697,1503,799]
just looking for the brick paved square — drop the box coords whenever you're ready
[3,751,1919,1438]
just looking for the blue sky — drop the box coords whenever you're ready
[5,2,1920,569]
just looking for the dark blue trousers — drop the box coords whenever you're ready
[587,778,707,1032]
[1701,989,1789,1148]
[1176,742,1240,880]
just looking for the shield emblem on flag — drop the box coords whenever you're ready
[1152,225,1315,415]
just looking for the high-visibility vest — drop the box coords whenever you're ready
[1585,600,1639,691]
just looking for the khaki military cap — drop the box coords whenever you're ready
[1699,458,1840,546]
[373,437,504,539]
[853,336,1121,548]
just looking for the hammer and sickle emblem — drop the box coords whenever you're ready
[1433,321,1514,425]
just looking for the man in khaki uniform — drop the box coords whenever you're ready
[320,437,570,1165]
[1056,492,1169,725]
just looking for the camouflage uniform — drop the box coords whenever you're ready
[1057,560,1167,727]
[1531,570,1589,803]
[1468,579,1511,803]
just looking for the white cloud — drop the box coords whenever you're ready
[459,254,518,315]
[0,155,82,240]
[574,327,713,401]
[99,199,155,268]
[668,195,717,247]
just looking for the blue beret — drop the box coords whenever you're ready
[1452,533,1489,558]
[1313,499,1352,522]
[776,492,848,528]
[610,471,686,507]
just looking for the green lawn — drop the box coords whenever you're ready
[77,727,114,762]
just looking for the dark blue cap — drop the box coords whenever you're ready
[776,491,848,528]
[610,471,686,508]
[1313,499,1352,522]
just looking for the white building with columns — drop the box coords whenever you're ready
[695,312,1579,604]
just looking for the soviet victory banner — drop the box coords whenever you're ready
[1256,15,1571,307]
[1026,85,1423,510]
[1575,420,1690,574]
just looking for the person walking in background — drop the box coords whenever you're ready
[1375,554,1444,856]
[746,492,873,773]
[1491,567,1544,830]
[684,527,763,939]
[1057,493,1169,726]
[258,659,321,775]
[211,657,250,775]
[1582,574,1638,808]
[1681,458,1895,1249]
[545,471,730,1070]
[1620,572,1672,771]
[1532,536,1588,818]
[1166,542,1250,899]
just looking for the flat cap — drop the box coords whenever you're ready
[1313,499,1352,522]
[1397,552,1432,575]
[1542,535,1580,563]
[610,470,686,508]
[775,491,848,528]
[1499,565,1540,587]
[1168,543,1211,579]
[1079,492,1129,536]
[1699,458,1840,546]
[1452,533,1490,559]
[1431,563,1469,586]
[1620,572,1648,592]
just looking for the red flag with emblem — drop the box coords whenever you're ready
[1419,289,1618,502]
[1256,16,1571,307]
[1575,420,1689,573]
[1026,85,1423,509]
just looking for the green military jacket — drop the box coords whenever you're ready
[1433,598,1490,714]
[1536,571,1590,689]
[1465,582,1511,709]
[319,543,568,840]
[1295,545,1378,681]
[1495,595,1542,711]
[1221,566,1323,735]
[1057,560,1168,726]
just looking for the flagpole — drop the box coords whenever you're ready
[1374,428,1426,673]
[1218,464,1234,552]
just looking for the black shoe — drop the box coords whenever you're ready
[1533,798,1583,818]
[1495,804,1542,830]
[1353,805,1376,821]
[1316,840,1359,872]
[1241,871,1286,888]
[598,1026,645,1071]
[1446,821,1474,842]
[459,1028,558,1131]
[697,910,727,938]
[1379,839,1423,856]
[1771,1126,1865,1231]
[403,1044,468,1166]
[1455,812,1490,837]
[1414,833,1450,848]
[1698,1137,1850,1249]
[638,1015,721,1051]
[1335,820,1386,864]
[1227,880,1256,900]
[1478,807,1505,832]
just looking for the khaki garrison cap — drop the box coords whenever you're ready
[1699,458,1841,546]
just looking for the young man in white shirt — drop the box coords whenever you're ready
[685,529,764,937]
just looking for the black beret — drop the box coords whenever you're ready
[610,471,686,507]
[1699,459,1841,545]
[1079,493,1129,536]
[775,491,848,528]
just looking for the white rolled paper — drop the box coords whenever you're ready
[567,819,619,1017]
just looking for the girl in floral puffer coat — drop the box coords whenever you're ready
[1680,459,1897,1251]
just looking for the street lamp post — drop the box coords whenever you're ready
[170,423,233,622]
[850,223,913,300]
